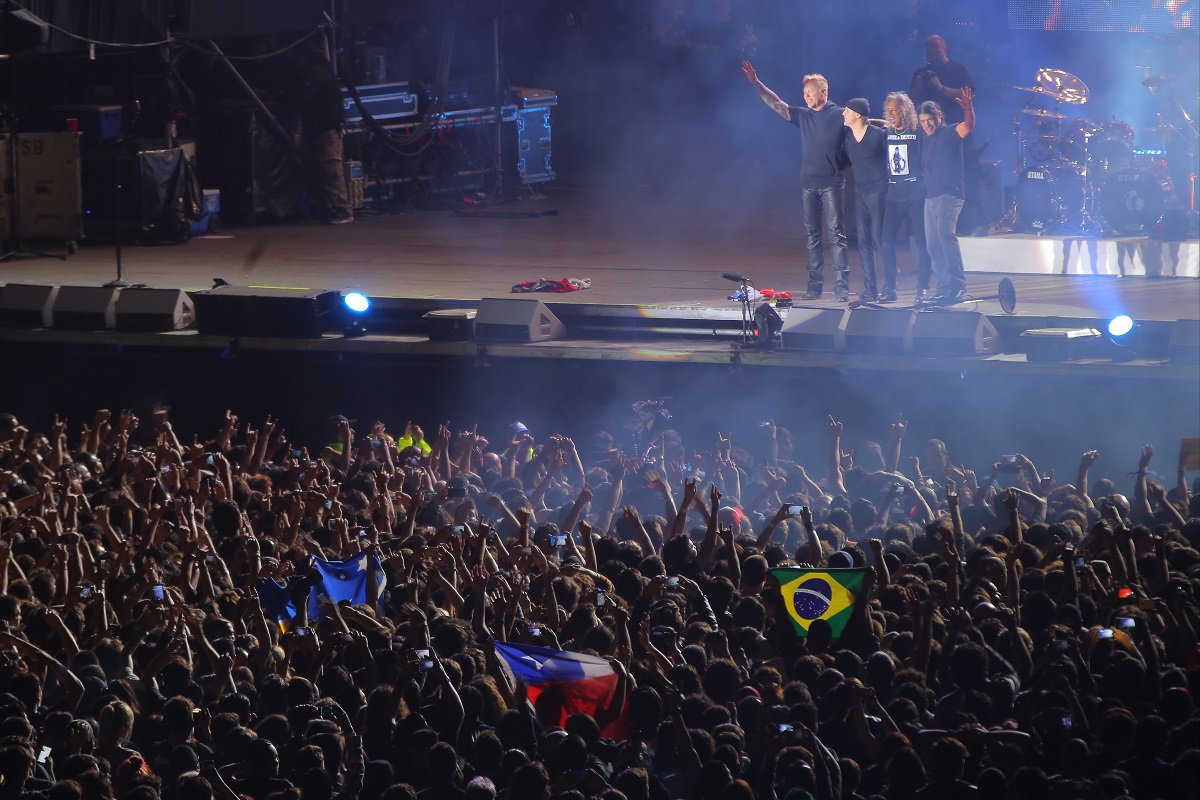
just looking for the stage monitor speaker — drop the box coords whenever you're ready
[53,286,118,330]
[843,308,915,355]
[193,286,339,338]
[912,311,1001,357]
[1019,327,1102,362]
[424,308,477,341]
[779,307,847,351]
[1168,319,1200,364]
[115,288,196,332]
[0,284,59,327]
[474,297,565,342]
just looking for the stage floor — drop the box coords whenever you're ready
[1,186,1197,326]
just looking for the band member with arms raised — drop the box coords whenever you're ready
[743,61,850,302]
[919,88,975,303]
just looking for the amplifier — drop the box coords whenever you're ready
[509,87,558,109]
[342,82,419,124]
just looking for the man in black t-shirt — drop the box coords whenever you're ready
[841,98,887,301]
[909,35,975,126]
[910,35,987,233]
[919,89,975,303]
[743,62,850,302]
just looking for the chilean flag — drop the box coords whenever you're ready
[493,641,628,740]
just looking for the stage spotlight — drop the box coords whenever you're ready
[1105,314,1140,362]
[342,291,370,338]
[1108,315,1134,338]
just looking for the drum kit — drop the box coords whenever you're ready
[1011,67,1176,236]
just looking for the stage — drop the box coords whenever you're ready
[0,185,1196,378]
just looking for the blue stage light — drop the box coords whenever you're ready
[344,292,370,314]
[1107,315,1134,338]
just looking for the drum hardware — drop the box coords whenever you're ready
[1144,123,1177,133]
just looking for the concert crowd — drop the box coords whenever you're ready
[0,407,1196,800]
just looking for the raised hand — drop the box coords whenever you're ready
[741,60,758,84]
[1138,444,1154,471]
[955,86,973,109]
[827,415,843,438]
[888,416,908,441]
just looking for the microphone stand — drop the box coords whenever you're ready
[722,272,755,347]
[105,102,141,288]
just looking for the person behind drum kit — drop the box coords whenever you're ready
[909,35,974,124]
[879,92,931,303]
[910,35,987,235]
[919,91,975,303]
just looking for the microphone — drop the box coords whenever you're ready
[722,273,752,283]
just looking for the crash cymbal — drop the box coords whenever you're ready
[1034,135,1063,143]
[1035,68,1089,104]
[1023,108,1066,119]
[1145,123,1177,132]
[1012,85,1060,96]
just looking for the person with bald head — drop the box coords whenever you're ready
[909,35,974,126]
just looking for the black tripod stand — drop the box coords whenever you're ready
[0,121,67,262]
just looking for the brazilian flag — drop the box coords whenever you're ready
[770,568,869,637]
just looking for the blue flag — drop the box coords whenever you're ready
[256,577,296,631]
[308,550,387,619]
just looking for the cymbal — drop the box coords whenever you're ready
[1023,108,1066,119]
[1140,74,1173,89]
[1012,85,1060,96]
[1035,68,1089,104]
[1145,123,1177,132]
[1034,135,1063,142]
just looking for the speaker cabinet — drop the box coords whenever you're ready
[115,288,196,331]
[780,308,848,351]
[193,286,339,338]
[53,286,118,329]
[843,309,915,355]
[911,311,1001,357]
[1168,319,1200,364]
[0,284,59,327]
[474,298,565,342]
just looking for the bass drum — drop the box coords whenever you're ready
[1100,168,1174,234]
[1015,163,1084,233]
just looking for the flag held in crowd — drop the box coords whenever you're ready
[494,641,626,738]
[307,550,386,619]
[770,567,869,637]
[256,550,386,630]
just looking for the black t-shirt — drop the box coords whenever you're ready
[921,125,965,199]
[787,103,848,189]
[909,59,975,123]
[886,128,924,198]
[842,124,889,193]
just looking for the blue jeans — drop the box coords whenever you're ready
[924,193,966,295]
[855,190,886,297]
[802,185,849,296]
